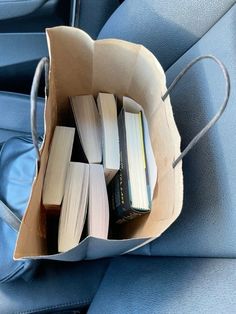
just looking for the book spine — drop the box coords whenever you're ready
[111,110,139,223]
[140,111,152,207]
[111,175,143,223]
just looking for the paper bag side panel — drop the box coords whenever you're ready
[93,40,141,97]
[46,26,94,113]
[17,237,150,262]
[14,81,58,258]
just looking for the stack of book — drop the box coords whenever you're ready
[42,93,151,252]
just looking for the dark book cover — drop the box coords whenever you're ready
[110,109,150,224]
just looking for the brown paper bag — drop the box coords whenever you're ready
[14,26,184,261]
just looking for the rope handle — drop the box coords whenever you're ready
[30,57,49,161]
[0,200,21,232]
[162,55,230,168]
[0,57,49,231]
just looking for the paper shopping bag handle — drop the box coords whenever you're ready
[30,57,49,161]
[1,57,49,231]
[162,55,230,168]
[0,200,21,231]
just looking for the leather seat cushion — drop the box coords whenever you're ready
[88,256,236,314]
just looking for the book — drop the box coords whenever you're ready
[42,126,75,210]
[88,164,109,239]
[70,95,102,164]
[97,93,120,184]
[111,109,150,223]
[58,162,89,252]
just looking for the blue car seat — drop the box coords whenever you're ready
[1,0,236,313]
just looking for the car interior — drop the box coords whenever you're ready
[0,0,236,313]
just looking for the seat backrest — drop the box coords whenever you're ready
[0,92,44,143]
[79,0,120,39]
[99,0,235,70]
